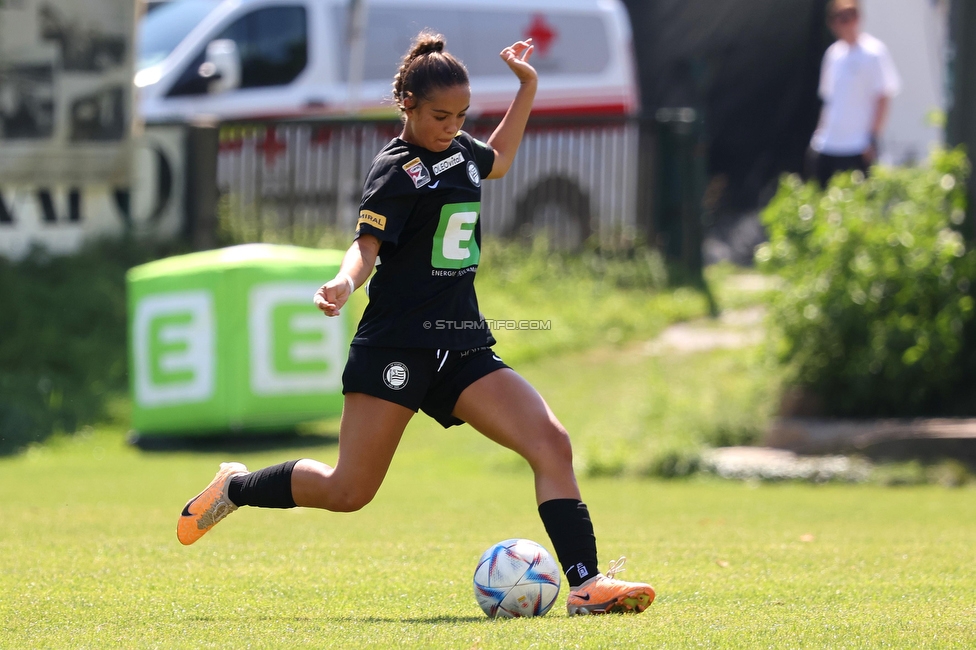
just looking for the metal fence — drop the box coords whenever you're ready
[216,116,643,248]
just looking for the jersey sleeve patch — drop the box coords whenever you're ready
[402,157,431,188]
[358,210,387,231]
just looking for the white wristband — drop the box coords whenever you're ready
[336,272,355,295]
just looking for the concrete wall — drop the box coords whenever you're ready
[862,0,948,165]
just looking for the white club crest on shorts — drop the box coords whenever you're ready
[383,362,409,390]
[466,160,481,187]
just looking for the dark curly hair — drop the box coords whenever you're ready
[392,31,469,112]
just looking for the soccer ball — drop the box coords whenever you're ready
[473,538,561,618]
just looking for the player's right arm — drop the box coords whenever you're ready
[485,39,538,179]
[316,144,416,316]
[314,234,381,317]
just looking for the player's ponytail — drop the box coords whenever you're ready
[393,31,469,113]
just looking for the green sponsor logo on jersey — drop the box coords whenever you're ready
[431,202,481,269]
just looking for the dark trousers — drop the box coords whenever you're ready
[806,149,869,188]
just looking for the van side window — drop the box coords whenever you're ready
[167,6,308,97]
[222,6,308,88]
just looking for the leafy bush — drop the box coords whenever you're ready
[703,422,763,448]
[756,148,976,416]
[641,447,701,479]
[0,239,176,454]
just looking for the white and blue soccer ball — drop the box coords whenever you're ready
[473,538,561,618]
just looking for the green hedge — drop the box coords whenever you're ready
[756,148,976,417]
[0,240,177,454]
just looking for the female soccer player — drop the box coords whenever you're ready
[177,32,655,616]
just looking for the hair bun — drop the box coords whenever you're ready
[412,35,445,57]
[392,31,467,111]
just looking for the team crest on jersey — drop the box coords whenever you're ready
[383,362,409,390]
[433,152,464,175]
[466,160,481,187]
[402,157,431,188]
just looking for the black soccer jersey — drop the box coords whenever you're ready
[352,130,496,349]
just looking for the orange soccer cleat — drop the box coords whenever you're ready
[566,557,656,615]
[177,462,248,545]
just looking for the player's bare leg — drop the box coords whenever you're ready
[454,368,655,615]
[291,392,414,511]
[176,393,412,543]
[452,368,579,504]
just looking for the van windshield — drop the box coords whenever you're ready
[138,0,219,71]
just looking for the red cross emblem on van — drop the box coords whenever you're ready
[525,14,557,56]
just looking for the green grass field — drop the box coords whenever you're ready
[2,264,973,648]
[3,340,975,648]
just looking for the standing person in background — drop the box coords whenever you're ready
[808,0,901,188]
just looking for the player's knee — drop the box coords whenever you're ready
[548,423,574,467]
[328,486,377,512]
[529,419,574,471]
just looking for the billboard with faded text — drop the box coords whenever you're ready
[0,0,131,179]
[0,0,184,259]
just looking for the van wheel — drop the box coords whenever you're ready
[511,177,592,249]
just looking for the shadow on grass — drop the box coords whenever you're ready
[202,614,488,625]
[309,615,487,624]
[130,430,338,453]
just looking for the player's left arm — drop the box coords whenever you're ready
[485,39,538,180]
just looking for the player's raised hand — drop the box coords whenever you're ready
[313,274,354,317]
[500,39,537,84]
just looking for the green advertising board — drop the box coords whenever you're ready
[127,244,350,436]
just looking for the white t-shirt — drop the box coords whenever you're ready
[811,33,901,156]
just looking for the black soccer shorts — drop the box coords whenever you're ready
[341,345,509,428]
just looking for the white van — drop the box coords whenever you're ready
[137,0,641,246]
[135,0,639,122]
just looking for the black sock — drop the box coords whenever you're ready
[538,499,599,587]
[228,460,299,509]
